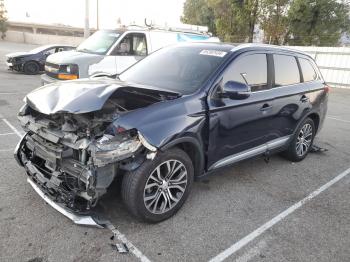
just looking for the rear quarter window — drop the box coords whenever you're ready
[299,58,318,82]
[274,54,300,87]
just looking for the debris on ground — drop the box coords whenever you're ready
[110,243,129,254]
[310,144,328,153]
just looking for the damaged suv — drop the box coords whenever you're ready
[15,43,328,225]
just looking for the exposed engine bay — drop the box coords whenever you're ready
[15,87,165,214]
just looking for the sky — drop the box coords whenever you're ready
[4,0,186,29]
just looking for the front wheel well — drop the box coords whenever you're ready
[168,141,204,177]
[307,113,320,133]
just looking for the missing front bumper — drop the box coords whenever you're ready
[27,177,103,228]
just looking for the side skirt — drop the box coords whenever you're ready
[208,136,291,171]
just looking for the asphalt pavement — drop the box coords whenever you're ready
[0,41,349,262]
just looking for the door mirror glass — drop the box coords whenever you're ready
[222,81,251,100]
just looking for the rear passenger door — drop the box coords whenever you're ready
[269,53,312,139]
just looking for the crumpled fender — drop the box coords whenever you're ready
[110,94,207,150]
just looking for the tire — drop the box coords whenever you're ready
[121,148,194,223]
[23,61,40,75]
[282,117,315,162]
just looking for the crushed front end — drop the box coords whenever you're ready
[14,101,155,225]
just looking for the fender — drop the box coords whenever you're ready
[161,136,205,177]
[292,110,320,137]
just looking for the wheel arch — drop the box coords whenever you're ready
[160,137,205,177]
[307,112,320,133]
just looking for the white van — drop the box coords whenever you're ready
[41,24,219,84]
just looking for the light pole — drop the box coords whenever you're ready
[84,0,90,38]
[96,0,99,30]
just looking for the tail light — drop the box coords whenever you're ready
[324,85,331,93]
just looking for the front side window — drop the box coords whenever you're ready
[77,31,121,55]
[274,54,300,86]
[222,54,268,92]
[119,46,227,95]
[111,33,147,56]
[299,58,318,82]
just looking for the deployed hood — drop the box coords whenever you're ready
[46,50,101,64]
[6,52,29,58]
[24,78,180,115]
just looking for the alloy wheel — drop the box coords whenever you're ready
[296,123,313,157]
[143,160,188,214]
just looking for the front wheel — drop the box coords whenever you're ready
[283,117,315,162]
[23,61,40,74]
[121,148,194,223]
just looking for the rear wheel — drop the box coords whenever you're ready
[23,61,40,74]
[283,117,315,162]
[121,148,194,222]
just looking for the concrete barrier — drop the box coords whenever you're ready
[5,30,83,46]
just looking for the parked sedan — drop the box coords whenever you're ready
[5,44,75,74]
[14,43,328,226]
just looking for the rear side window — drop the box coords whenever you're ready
[274,54,300,87]
[223,54,268,92]
[299,58,318,82]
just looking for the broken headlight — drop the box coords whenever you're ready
[90,132,141,166]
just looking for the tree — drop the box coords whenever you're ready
[207,0,261,42]
[286,0,350,46]
[181,0,216,34]
[260,0,290,45]
[0,0,7,40]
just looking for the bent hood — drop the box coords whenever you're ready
[25,79,125,114]
[24,79,179,115]
[6,52,29,58]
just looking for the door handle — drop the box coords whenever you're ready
[260,103,273,111]
[300,95,309,103]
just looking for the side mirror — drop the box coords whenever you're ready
[222,81,251,100]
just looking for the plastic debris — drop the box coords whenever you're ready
[310,144,328,153]
[111,243,129,254]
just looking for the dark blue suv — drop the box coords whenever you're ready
[15,43,328,225]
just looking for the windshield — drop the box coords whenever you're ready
[77,31,121,55]
[119,45,228,95]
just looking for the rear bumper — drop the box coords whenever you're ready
[27,177,103,228]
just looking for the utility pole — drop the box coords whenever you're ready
[96,0,99,30]
[84,0,90,38]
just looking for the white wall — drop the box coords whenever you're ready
[288,46,350,88]
[5,30,84,46]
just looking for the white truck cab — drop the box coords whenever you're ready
[41,24,219,85]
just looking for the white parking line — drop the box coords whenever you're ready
[105,221,152,262]
[327,116,350,124]
[209,167,350,262]
[0,132,16,136]
[0,92,27,95]
[0,148,14,152]
[1,118,22,138]
[0,117,151,261]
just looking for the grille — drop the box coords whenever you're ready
[45,62,60,79]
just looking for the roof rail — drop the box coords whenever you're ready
[126,19,210,35]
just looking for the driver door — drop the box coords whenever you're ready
[110,33,148,73]
[207,53,276,169]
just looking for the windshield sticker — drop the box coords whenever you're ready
[200,50,227,57]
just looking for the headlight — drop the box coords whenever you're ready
[58,64,79,80]
[90,133,141,166]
